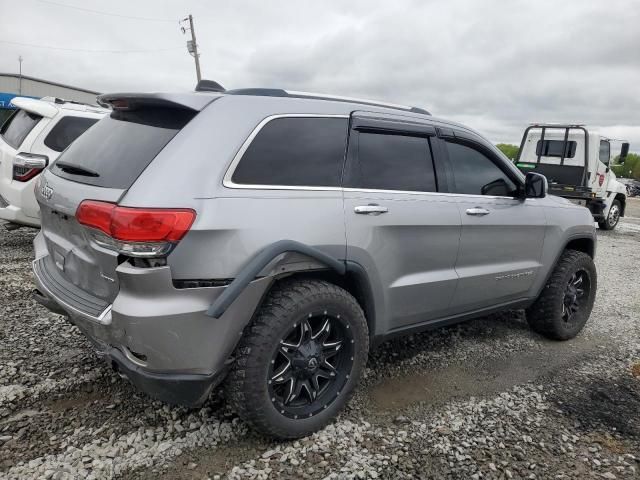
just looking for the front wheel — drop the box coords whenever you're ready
[598,199,621,230]
[526,249,597,340]
[226,279,369,439]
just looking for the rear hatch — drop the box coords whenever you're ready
[36,95,208,307]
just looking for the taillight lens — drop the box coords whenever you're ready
[76,200,195,257]
[13,153,49,182]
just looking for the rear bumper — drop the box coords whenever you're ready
[32,231,272,406]
[0,176,41,227]
[106,346,222,406]
[0,203,41,227]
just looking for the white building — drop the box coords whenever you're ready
[0,73,100,123]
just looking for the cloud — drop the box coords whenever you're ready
[1,0,638,150]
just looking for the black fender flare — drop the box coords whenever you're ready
[206,240,346,318]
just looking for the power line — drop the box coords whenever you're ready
[0,39,183,54]
[34,0,176,23]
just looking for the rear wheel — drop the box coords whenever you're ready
[598,199,621,230]
[526,249,597,340]
[226,279,369,439]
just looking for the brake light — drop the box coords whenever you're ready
[76,200,195,257]
[13,153,49,182]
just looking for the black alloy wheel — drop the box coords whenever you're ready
[526,249,597,341]
[226,279,369,439]
[268,310,353,419]
[562,270,590,324]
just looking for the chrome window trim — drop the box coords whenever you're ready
[222,114,349,191]
[342,187,519,200]
[223,113,520,200]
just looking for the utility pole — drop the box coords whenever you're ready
[18,56,23,94]
[180,15,201,83]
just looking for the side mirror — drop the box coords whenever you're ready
[524,172,547,199]
[619,143,630,164]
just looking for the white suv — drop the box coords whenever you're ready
[0,96,107,228]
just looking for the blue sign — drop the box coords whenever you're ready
[0,92,38,109]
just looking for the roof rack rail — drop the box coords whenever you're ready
[224,88,431,116]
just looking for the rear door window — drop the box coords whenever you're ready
[347,132,437,192]
[231,117,348,187]
[44,116,99,152]
[50,107,195,189]
[0,109,43,149]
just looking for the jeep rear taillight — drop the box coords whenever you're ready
[76,200,195,257]
[13,153,49,182]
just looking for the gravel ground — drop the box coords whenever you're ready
[1,199,639,480]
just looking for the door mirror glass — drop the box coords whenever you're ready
[619,143,630,164]
[524,172,547,198]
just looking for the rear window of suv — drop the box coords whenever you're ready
[51,107,195,189]
[44,116,99,152]
[0,109,43,149]
[231,117,348,187]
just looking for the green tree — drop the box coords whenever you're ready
[612,153,640,179]
[496,143,520,160]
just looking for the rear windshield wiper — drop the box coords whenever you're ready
[55,161,100,177]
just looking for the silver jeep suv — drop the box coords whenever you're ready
[32,86,597,439]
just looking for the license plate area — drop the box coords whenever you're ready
[569,199,587,206]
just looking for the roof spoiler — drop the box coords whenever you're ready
[97,92,218,112]
[10,97,59,118]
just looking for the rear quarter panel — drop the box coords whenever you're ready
[121,96,355,279]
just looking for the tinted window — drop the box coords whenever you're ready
[599,140,610,164]
[0,109,43,149]
[51,107,195,189]
[446,141,517,196]
[348,132,436,192]
[44,116,99,152]
[232,117,348,187]
[535,139,577,158]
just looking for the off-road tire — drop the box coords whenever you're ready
[526,249,597,340]
[598,199,621,230]
[226,279,369,439]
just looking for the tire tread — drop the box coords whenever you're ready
[526,249,596,340]
[226,278,368,439]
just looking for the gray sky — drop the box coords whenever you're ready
[1,0,639,150]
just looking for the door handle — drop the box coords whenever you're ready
[354,204,388,215]
[465,207,490,216]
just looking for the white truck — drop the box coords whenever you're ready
[515,124,630,230]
